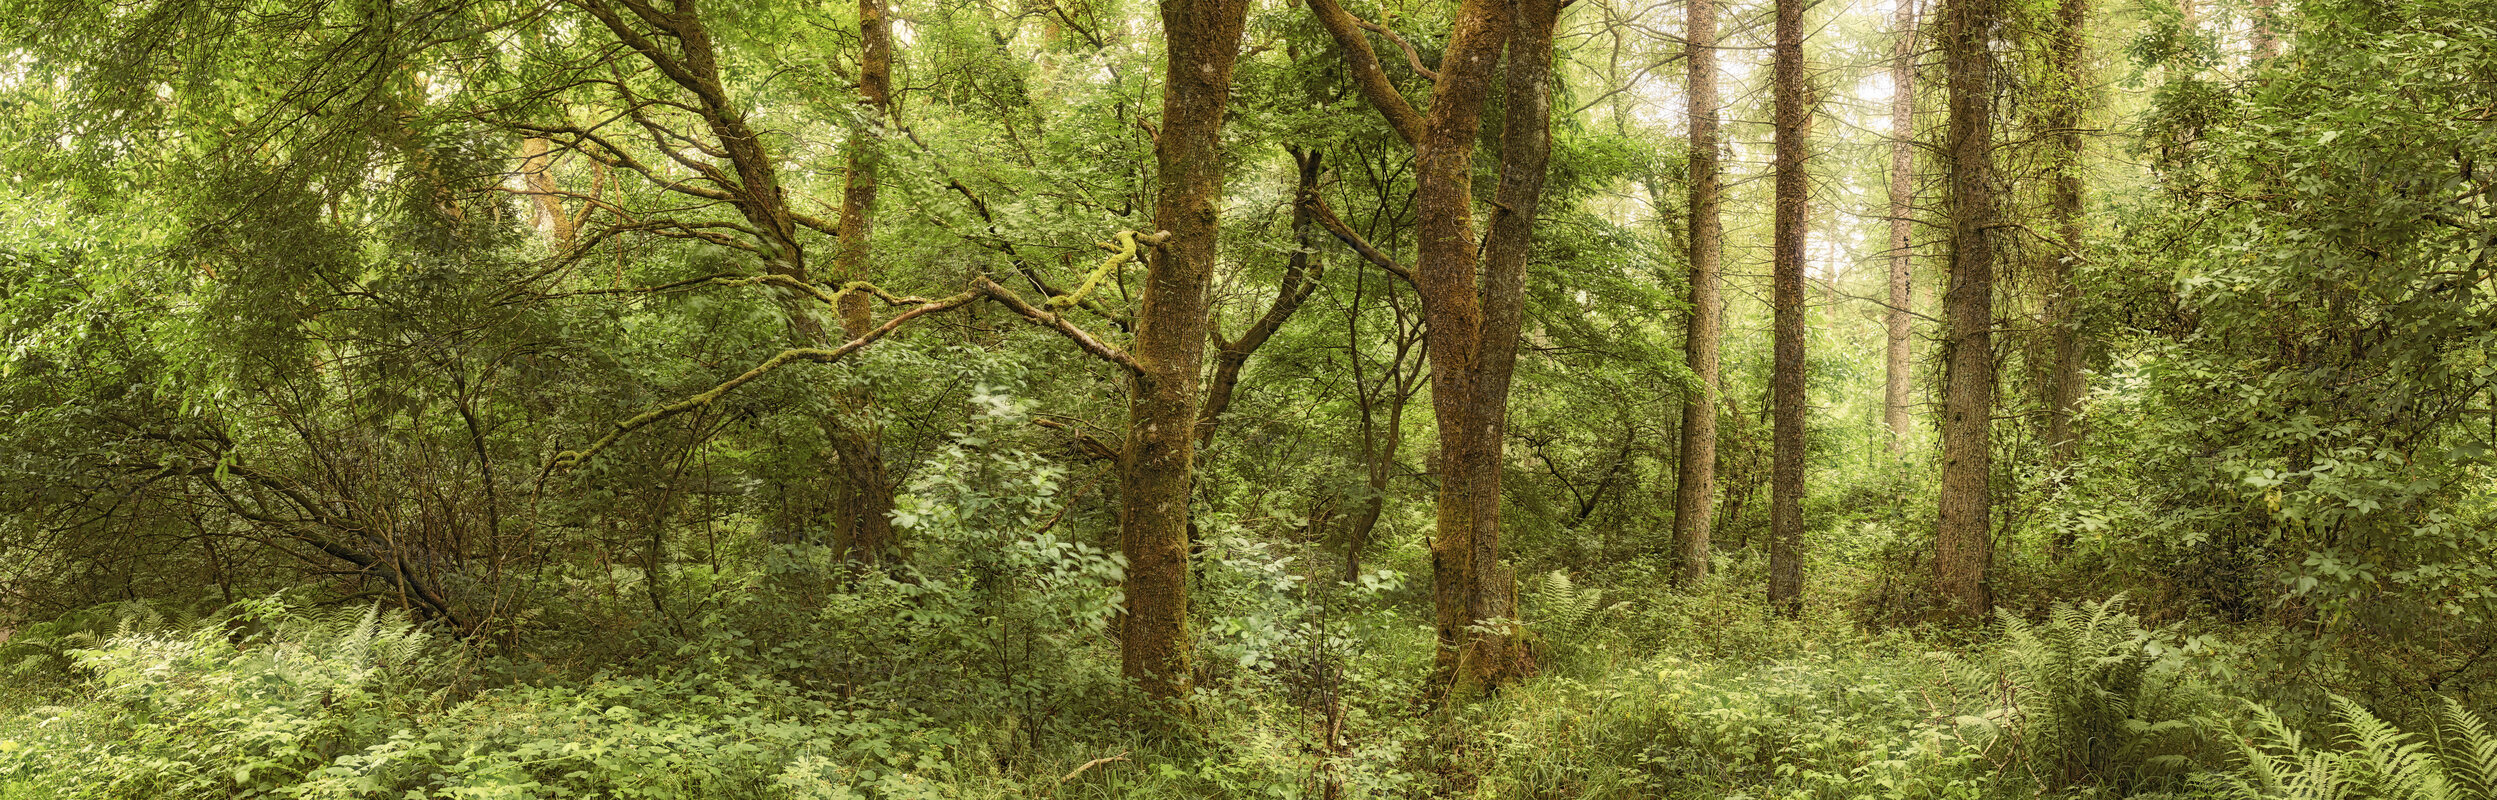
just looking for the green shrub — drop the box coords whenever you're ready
[0,600,442,798]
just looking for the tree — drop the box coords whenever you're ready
[1674,0,1724,587]
[1308,0,1565,693]
[2041,0,2090,504]
[1935,0,2000,621]
[1767,0,1810,617]
[1118,0,1253,699]
[1884,0,1921,451]
[830,0,900,562]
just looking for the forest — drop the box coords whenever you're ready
[0,0,2493,795]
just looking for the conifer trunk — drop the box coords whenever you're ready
[1767,0,1809,617]
[1884,0,1920,451]
[2042,0,2090,556]
[1936,0,2000,622]
[1674,0,1724,587]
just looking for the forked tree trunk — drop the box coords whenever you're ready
[1309,0,1563,696]
[1936,0,2000,622]
[1884,0,1920,451]
[1196,148,1327,451]
[1120,0,1251,700]
[1673,0,1723,587]
[1767,0,1810,618]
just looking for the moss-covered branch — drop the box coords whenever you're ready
[976,276,1143,374]
[548,230,1165,473]
[1049,230,1172,309]
[549,289,981,472]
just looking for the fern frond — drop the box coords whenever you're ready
[2432,699,2497,800]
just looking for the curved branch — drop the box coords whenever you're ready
[1052,229,1171,308]
[1301,192,1414,284]
[1356,18,1439,82]
[974,277,1143,374]
[1305,0,1427,145]
[550,289,982,471]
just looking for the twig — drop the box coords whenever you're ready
[1059,751,1130,785]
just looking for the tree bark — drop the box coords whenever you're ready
[519,137,575,249]
[2250,0,2277,60]
[2042,0,2090,557]
[1196,148,1327,451]
[829,0,897,564]
[1884,0,1920,452]
[1767,0,1809,618]
[1673,0,1723,587]
[1120,0,1251,700]
[1308,0,1563,696]
[1935,0,2000,623]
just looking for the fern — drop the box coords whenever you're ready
[1528,570,1626,655]
[1996,594,2196,790]
[2206,695,2497,800]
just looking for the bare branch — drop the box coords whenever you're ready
[1301,192,1414,284]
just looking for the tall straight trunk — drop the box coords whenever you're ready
[2042,0,2089,555]
[830,0,897,563]
[1767,0,1809,618]
[1884,0,1920,451]
[1452,0,1560,693]
[2250,0,2277,59]
[1309,0,1563,695]
[1121,0,1250,700]
[1935,0,1999,622]
[1673,0,1723,587]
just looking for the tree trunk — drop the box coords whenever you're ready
[1884,0,1920,452]
[2250,0,2277,59]
[1767,0,1809,618]
[1673,0,1723,587]
[1936,0,2000,623]
[1120,0,1251,700]
[2042,0,2090,557]
[1344,275,1421,583]
[829,0,897,563]
[519,137,575,249]
[1309,0,1563,696]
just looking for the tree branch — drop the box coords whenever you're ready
[1305,0,1427,145]
[1301,192,1414,284]
[550,289,982,471]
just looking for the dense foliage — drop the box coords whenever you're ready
[2,0,2491,796]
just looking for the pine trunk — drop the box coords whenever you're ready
[1936,0,1999,622]
[1884,0,1919,451]
[1767,0,1809,618]
[1674,0,1724,587]
[2042,0,2090,557]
